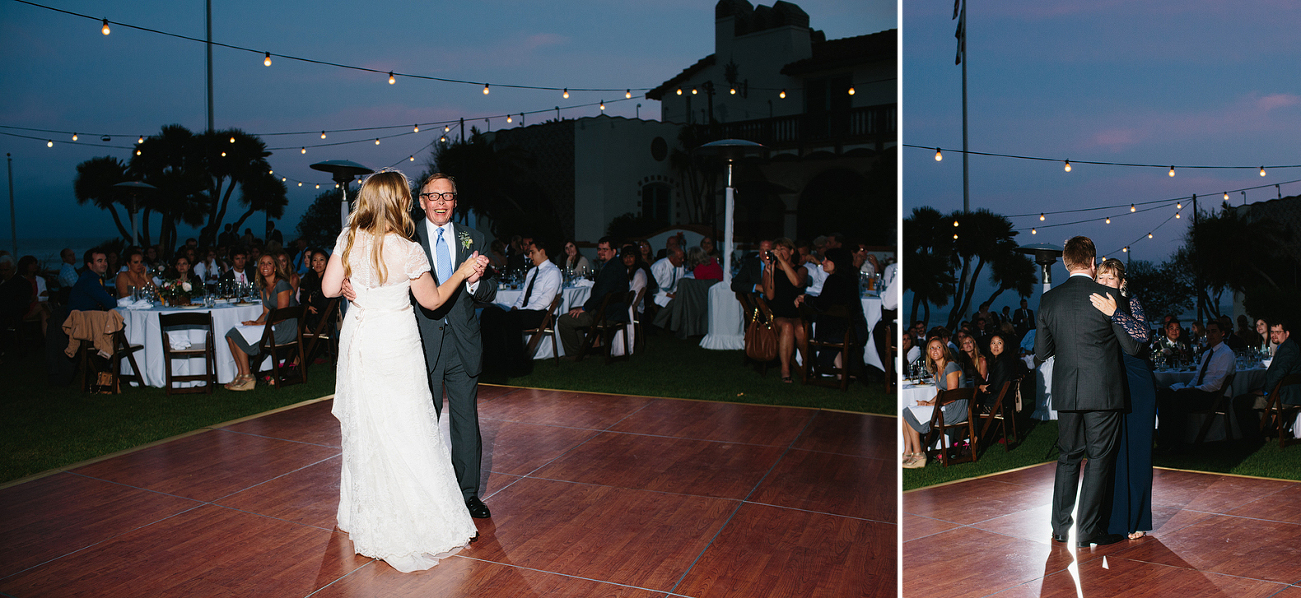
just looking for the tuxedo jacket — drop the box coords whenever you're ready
[1035,275,1139,411]
[412,222,497,377]
[1265,337,1301,406]
[584,259,629,323]
[731,254,763,294]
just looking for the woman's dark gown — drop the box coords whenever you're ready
[1108,295,1156,536]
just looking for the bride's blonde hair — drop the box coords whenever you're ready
[341,170,416,284]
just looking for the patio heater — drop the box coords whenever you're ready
[1017,243,1064,296]
[113,181,156,246]
[309,160,374,228]
[692,139,765,285]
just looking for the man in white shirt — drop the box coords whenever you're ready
[479,238,561,379]
[57,248,79,288]
[874,260,898,385]
[650,247,685,308]
[1156,319,1236,454]
[802,246,828,296]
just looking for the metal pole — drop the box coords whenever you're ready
[960,1,969,215]
[722,160,735,286]
[6,153,16,257]
[131,196,139,247]
[206,0,214,133]
[1193,193,1203,320]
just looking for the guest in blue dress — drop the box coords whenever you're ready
[1090,258,1156,540]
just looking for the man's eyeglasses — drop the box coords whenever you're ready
[419,192,458,202]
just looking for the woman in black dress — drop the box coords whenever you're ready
[795,247,866,372]
[977,333,1026,413]
[298,248,331,333]
[1091,258,1156,540]
[762,237,807,383]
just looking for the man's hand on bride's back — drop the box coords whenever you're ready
[341,278,356,301]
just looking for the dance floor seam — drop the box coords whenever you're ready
[1,388,892,597]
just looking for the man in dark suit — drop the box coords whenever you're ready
[557,237,628,356]
[217,248,252,287]
[409,173,497,519]
[1233,318,1301,439]
[1035,236,1138,547]
[1012,298,1034,338]
[730,239,772,294]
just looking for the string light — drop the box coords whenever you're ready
[71,133,77,141]
[953,220,959,227]
[297,182,302,187]
[101,18,109,35]
[506,114,512,123]
[1031,228,1037,234]
[408,155,414,161]
[625,90,631,99]
[228,136,235,143]
[281,177,286,182]
[1260,166,1267,176]
[1039,213,1045,221]
[1176,201,1182,209]
[269,170,273,175]
[135,149,140,155]
[315,184,320,189]
[676,89,682,96]
[388,72,396,85]
[139,135,145,143]
[599,100,605,111]
[220,151,226,157]
[953,233,959,240]
[483,83,490,94]
[563,88,569,99]
[848,86,855,95]
[413,124,419,133]
[1064,160,1071,172]
[1175,212,1180,219]
[1148,232,1153,238]
[1123,247,1128,253]
[730,87,736,95]
[1105,217,1111,224]
[1168,166,1175,177]
[1130,204,1136,212]
[264,52,271,67]
[691,88,698,95]
[934,148,942,161]
[46,140,53,147]
[444,125,450,133]
[1223,192,1229,200]
[300,147,305,154]
[779,89,787,99]
[374,138,380,145]
[320,131,326,139]
[439,135,447,143]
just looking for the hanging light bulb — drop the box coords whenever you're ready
[282,177,287,182]
[1123,247,1128,253]
[139,135,145,144]
[779,89,787,99]
[315,184,320,189]
[101,19,110,35]
[1168,166,1175,177]
[269,170,273,175]
[483,83,490,94]
[563,88,569,99]
[1176,201,1182,209]
[934,148,942,161]
[1148,232,1154,239]
[730,87,737,95]
[297,182,302,187]
[600,100,605,111]
[1130,204,1136,212]
[439,135,447,143]
[1260,166,1266,176]
[264,52,271,67]
[1175,212,1181,219]
[229,136,235,143]
[444,125,450,133]
[691,88,698,95]
[300,147,306,154]
[626,89,632,99]
[71,133,78,141]
[47,140,53,147]
[135,149,141,156]
[388,72,396,85]
[1040,213,1045,221]
[953,220,959,227]
[1064,160,1071,172]
[317,131,324,140]
[1223,191,1229,200]
[409,155,414,162]
[374,138,380,145]
[848,86,855,95]
[220,152,226,157]
[506,114,512,123]
[413,124,419,133]
[676,88,682,96]
[1105,217,1111,224]
[953,233,959,240]
[1031,228,1037,235]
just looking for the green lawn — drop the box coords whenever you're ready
[904,419,1301,492]
[1,331,885,485]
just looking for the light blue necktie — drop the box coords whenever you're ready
[435,227,453,284]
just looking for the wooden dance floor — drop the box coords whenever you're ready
[0,386,894,597]
[904,462,1301,597]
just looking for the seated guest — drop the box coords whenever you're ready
[802,242,829,297]
[1157,319,1195,363]
[794,247,867,372]
[957,334,988,388]
[57,248,79,289]
[1233,318,1301,439]
[637,240,654,265]
[163,254,197,287]
[218,247,252,287]
[298,247,331,333]
[901,337,971,468]
[273,250,300,295]
[1218,315,1246,350]
[978,333,1027,412]
[487,239,508,270]
[223,254,297,391]
[15,256,51,336]
[481,238,562,377]
[731,239,771,294]
[656,234,683,261]
[1236,315,1261,349]
[1187,320,1205,347]
[67,250,116,312]
[560,240,590,277]
[558,237,628,356]
[901,330,919,365]
[621,244,655,314]
[1254,317,1276,354]
[115,248,154,298]
[762,237,808,383]
[1156,319,1235,454]
[700,235,720,260]
[688,246,723,281]
[193,248,222,285]
[650,247,686,308]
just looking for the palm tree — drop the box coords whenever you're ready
[903,206,955,325]
[131,125,209,251]
[945,209,1031,330]
[196,128,277,246]
[73,156,133,241]
[1184,203,1292,320]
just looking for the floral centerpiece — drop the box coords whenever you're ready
[160,278,195,306]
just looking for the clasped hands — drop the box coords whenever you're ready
[338,251,489,301]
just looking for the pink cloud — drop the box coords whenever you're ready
[1090,128,1142,150]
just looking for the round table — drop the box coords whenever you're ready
[119,302,266,387]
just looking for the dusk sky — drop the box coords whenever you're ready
[1,0,894,249]
[903,0,1301,311]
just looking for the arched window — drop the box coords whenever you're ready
[642,183,672,227]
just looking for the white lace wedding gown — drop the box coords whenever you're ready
[331,230,477,572]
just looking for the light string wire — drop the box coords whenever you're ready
[907,143,1301,172]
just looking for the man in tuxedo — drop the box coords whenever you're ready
[480,238,561,378]
[1035,236,1138,547]
[218,248,251,287]
[557,237,628,356]
[1233,318,1301,439]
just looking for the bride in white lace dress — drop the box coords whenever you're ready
[321,170,486,572]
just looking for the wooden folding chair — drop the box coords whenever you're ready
[256,305,307,388]
[923,387,979,466]
[1193,371,1237,445]
[78,329,144,394]
[801,305,859,390]
[1260,373,1301,449]
[301,297,340,369]
[977,375,1024,453]
[522,293,564,366]
[574,293,615,362]
[608,288,644,364]
[158,311,216,395]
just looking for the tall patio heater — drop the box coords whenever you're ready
[693,139,765,350]
[309,160,374,228]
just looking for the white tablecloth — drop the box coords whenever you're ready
[489,285,591,360]
[120,303,266,387]
[701,291,883,371]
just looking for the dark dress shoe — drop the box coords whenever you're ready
[1077,533,1124,547]
[466,496,492,519]
[1052,534,1069,543]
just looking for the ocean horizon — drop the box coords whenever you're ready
[3,236,126,267]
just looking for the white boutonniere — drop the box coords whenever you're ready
[458,230,473,250]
